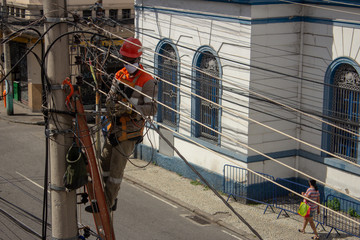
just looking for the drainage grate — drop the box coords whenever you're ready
[185,215,210,225]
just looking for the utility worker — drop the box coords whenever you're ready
[86,37,158,212]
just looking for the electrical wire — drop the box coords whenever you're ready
[0,218,19,240]
[133,7,357,93]
[84,51,360,239]
[88,39,360,170]
[90,60,360,234]
[0,208,42,239]
[83,63,263,240]
[48,22,360,238]
[127,10,360,124]
[154,120,360,226]
[280,0,360,16]
[3,11,360,238]
[89,21,360,143]
[0,176,44,204]
[52,13,352,127]
[84,47,360,204]
[68,28,264,236]
[0,197,51,229]
[43,19,358,213]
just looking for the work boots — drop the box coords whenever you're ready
[85,198,118,213]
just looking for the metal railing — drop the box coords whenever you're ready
[274,178,324,227]
[222,165,360,238]
[324,194,360,238]
[223,165,275,214]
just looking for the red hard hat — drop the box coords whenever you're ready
[120,37,142,58]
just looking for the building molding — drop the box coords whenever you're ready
[135,5,360,28]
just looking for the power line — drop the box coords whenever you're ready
[93,17,356,134]
[84,45,360,204]
[3,13,360,238]
[46,18,359,171]
[0,208,42,239]
[90,22,360,145]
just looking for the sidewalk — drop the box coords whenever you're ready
[124,159,358,240]
[0,101,44,125]
[0,100,357,240]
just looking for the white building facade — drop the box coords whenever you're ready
[134,0,360,199]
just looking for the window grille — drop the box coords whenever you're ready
[330,64,360,163]
[195,52,220,142]
[158,44,178,127]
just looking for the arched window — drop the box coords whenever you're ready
[155,40,179,128]
[192,47,221,143]
[323,58,360,163]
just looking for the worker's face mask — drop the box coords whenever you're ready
[124,62,139,74]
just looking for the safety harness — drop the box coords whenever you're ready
[106,69,145,143]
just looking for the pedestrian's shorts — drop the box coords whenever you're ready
[309,210,316,218]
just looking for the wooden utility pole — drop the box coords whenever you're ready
[2,0,13,115]
[43,0,78,239]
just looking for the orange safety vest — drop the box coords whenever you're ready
[110,64,153,142]
[115,64,153,91]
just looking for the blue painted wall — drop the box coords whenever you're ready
[135,143,224,191]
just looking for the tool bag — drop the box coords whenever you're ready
[63,144,88,190]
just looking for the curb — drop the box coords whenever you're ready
[0,115,45,125]
[124,174,255,240]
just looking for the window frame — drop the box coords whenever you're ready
[191,46,222,145]
[154,39,180,129]
[322,57,360,163]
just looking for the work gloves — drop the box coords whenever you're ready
[106,98,132,116]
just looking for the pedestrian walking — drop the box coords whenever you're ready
[298,179,320,239]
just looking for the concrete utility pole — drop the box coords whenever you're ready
[43,0,78,239]
[2,0,13,115]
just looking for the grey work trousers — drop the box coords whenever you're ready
[100,137,136,208]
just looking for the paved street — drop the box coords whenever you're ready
[0,113,246,240]
[1,103,359,240]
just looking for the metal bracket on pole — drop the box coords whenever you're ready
[50,84,64,90]
[45,128,72,137]
[49,184,67,192]
[45,17,68,23]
